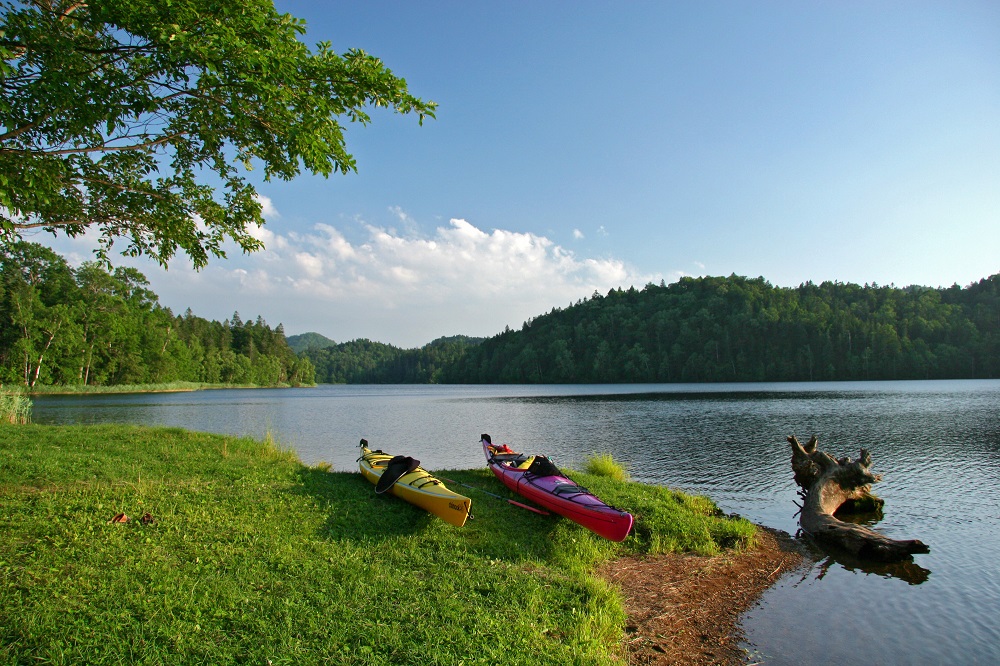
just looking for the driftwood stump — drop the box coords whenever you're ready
[788,435,929,562]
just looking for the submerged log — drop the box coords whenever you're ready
[788,435,929,562]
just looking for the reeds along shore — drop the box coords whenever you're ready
[1,389,31,424]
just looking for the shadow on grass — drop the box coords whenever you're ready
[293,466,437,541]
[294,466,564,561]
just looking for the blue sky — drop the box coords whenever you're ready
[45,1,1000,348]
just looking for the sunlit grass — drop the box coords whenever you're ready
[583,452,629,482]
[0,388,31,424]
[0,423,758,665]
[26,381,252,395]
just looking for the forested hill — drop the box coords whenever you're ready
[1,242,314,388]
[304,336,484,384]
[441,275,1000,383]
[286,332,337,353]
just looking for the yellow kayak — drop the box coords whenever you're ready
[358,440,472,527]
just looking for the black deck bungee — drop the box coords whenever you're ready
[375,454,420,494]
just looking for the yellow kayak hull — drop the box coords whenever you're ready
[359,445,472,527]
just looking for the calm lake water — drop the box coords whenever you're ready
[31,380,1000,665]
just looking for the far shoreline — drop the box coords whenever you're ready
[25,382,315,397]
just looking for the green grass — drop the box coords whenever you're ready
[0,424,757,665]
[0,389,32,425]
[582,453,629,483]
[26,382,256,395]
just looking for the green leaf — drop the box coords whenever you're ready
[0,0,436,269]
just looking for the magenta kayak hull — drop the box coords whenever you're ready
[482,436,634,542]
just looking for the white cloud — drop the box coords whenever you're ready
[37,215,660,348]
[573,229,585,240]
[294,252,324,279]
[248,223,288,253]
[387,205,422,237]
[255,194,280,220]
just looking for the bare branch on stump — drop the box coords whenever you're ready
[788,435,929,562]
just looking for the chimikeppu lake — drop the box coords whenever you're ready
[31,380,1000,665]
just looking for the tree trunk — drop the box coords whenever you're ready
[788,435,929,562]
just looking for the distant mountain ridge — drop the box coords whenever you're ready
[286,332,337,353]
[300,335,485,383]
[287,332,485,354]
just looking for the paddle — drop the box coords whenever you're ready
[439,476,551,516]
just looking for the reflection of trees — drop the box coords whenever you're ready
[800,542,932,586]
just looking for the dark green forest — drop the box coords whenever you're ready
[0,243,314,388]
[4,242,997,387]
[286,332,337,354]
[302,336,484,384]
[300,274,999,384]
[442,274,1000,383]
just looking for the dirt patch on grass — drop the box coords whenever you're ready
[597,527,807,665]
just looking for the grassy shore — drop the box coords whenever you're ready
[1,424,756,665]
[26,382,274,396]
[0,390,31,424]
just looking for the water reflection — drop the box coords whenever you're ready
[797,536,932,585]
[833,506,884,527]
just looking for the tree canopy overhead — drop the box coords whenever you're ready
[0,0,435,268]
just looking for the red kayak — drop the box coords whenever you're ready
[481,434,634,542]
